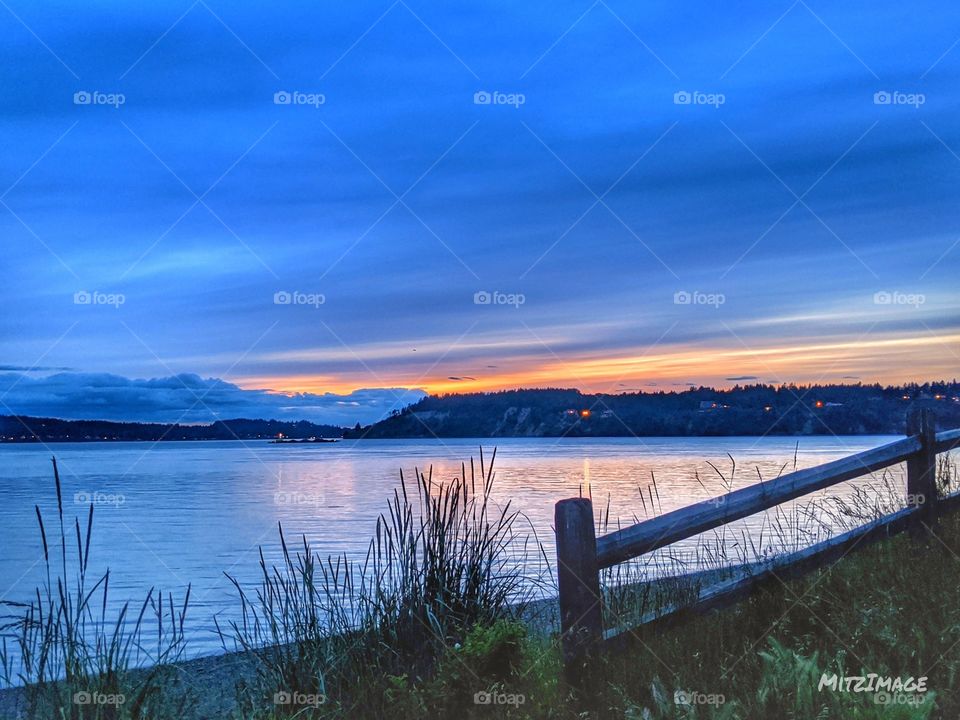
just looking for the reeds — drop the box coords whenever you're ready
[221,450,538,715]
[0,458,190,719]
[598,455,956,637]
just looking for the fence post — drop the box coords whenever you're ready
[906,409,937,534]
[555,497,602,683]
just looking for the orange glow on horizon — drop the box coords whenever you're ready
[234,331,960,398]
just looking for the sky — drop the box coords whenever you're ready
[1,0,959,424]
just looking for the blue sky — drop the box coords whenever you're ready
[1,0,958,423]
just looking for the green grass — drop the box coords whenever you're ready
[247,501,959,719]
[572,508,960,719]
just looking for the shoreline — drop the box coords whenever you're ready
[0,432,903,444]
[0,563,746,718]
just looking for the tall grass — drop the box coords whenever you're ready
[0,458,190,719]
[599,455,956,637]
[221,450,541,717]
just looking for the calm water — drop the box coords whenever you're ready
[0,436,904,666]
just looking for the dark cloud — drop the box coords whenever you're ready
[0,373,425,425]
[726,376,760,382]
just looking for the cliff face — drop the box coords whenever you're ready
[360,406,558,437]
[347,384,960,439]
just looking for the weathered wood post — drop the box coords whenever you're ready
[906,409,937,534]
[555,497,602,683]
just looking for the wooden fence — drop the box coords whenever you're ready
[555,409,960,675]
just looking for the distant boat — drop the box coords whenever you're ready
[268,436,339,444]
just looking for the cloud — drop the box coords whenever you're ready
[726,376,760,382]
[0,372,425,426]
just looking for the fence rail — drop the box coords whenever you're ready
[554,409,955,677]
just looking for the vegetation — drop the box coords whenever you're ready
[2,452,959,719]
[0,417,345,443]
[570,501,960,719]
[219,450,544,718]
[0,459,191,719]
[348,382,960,438]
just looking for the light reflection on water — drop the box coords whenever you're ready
[0,435,903,663]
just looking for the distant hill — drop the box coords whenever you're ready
[5,382,959,442]
[0,416,345,442]
[345,383,960,438]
